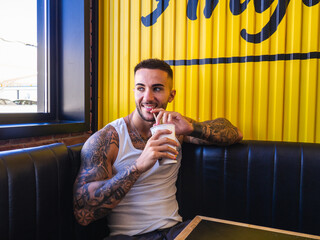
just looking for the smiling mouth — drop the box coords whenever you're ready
[142,104,156,112]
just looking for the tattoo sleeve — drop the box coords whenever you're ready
[73,125,141,226]
[188,118,242,146]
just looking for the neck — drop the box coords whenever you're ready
[130,110,154,138]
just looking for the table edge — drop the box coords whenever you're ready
[175,216,320,240]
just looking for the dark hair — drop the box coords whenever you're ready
[134,59,173,79]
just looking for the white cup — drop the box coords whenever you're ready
[150,123,177,165]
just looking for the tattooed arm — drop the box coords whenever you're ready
[184,117,243,146]
[73,125,141,226]
[150,108,242,146]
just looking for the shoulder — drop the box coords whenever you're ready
[84,124,119,149]
[74,125,120,186]
[81,124,119,164]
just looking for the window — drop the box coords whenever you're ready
[0,0,90,139]
[0,0,39,113]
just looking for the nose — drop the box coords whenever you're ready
[143,89,154,102]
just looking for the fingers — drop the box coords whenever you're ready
[151,108,177,125]
[155,110,165,125]
[150,108,164,114]
[162,112,172,124]
[168,113,172,123]
[150,135,179,148]
[156,144,179,156]
[151,108,164,125]
[147,131,179,156]
[159,138,179,148]
[159,151,178,160]
[149,145,179,160]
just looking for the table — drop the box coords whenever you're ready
[175,216,320,240]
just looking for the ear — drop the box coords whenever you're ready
[168,89,176,103]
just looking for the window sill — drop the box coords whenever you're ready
[0,121,90,140]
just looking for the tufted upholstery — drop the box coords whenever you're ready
[0,143,75,240]
[1,140,320,239]
[0,143,109,240]
[178,140,320,236]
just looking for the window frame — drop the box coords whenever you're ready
[0,0,91,140]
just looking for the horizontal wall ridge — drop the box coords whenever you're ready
[166,52,320,66]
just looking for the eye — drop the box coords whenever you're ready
[137,87,144,91]
[153,87,162,92]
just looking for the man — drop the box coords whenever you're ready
[73,59,243,239]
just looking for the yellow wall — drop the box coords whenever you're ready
[98,0,320,143]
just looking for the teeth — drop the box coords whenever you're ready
[143,105,155,109]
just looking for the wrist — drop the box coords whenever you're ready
[189,122,203,138]
[134,159,147,174]
[132,162,143,176]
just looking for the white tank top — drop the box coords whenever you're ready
[107,118,182,236]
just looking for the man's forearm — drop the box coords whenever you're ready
[190,118,242,146]
[73,163,141,226]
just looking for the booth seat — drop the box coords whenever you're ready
[0,140,320,239]
[0,143,108,240]
[177,141,320,236]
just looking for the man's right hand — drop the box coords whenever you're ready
[135,129,179,173]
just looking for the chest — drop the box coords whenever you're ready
[128,130,147,150]
[128,129,184,150]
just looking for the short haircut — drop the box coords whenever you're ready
[134,58,173,79]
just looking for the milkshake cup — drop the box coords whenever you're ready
[150,123,177,165]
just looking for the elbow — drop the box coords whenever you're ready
[74,207,112,226]
[77,219,90,226]
[220,128,243,146]
[73,196,92,226]
[236,128,243,142]
[73,199,113,226]
[73,208,93,226]
[77,219,91,227]
[228,128,243,145]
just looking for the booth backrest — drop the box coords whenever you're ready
[0,143,108,240]
[178,140,320,236]
[0,143,75,240]
[1,140,320,239]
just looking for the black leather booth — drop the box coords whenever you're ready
[178,141,320,236]
[0,143,108,240]
[0,140,319,239]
